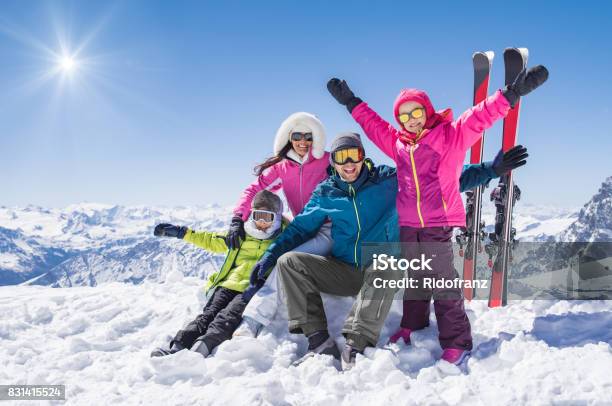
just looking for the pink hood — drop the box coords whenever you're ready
[393,89,453,140]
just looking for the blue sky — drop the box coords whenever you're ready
[1,0,611,209]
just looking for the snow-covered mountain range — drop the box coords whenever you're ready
[1,177,610,287]
[0,204,232,287]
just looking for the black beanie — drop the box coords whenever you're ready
[329,132,365,164]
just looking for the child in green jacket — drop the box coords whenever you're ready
[150,190,284,358]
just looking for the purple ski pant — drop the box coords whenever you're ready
[400,226,472,351]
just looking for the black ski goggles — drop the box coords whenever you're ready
[290,132,314,142]
[331,147,365,165]
[250,210,277,223]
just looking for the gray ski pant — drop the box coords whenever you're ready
[277,252,397,351]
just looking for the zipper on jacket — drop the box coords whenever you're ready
[409,145,425,227]
[442,197,447,212]
[376,293,386,319]
[349,184,362,267]
[299,165,304,207]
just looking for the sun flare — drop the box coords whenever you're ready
[58,55,77,73]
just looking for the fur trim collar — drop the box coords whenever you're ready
[286,149,310,164]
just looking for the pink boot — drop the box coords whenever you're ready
[388,327,411,344]
[441,348,470,365]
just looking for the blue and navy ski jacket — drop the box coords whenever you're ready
[264,159,497,268]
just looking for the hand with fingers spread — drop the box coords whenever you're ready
[492,145,529,176]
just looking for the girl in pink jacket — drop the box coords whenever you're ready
[327,65,548,364]
[229,112,335,337]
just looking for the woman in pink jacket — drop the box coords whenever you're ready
[327,65,548,364]
[228,112,334,337]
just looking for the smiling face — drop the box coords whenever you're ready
[333,160,364,183]
[398,101,427,134]
[251,207,275,231]
[291,138,313,158]
[254,219,272,231]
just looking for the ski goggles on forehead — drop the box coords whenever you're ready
[398,107,425,124]
[290,132,314,142]
[331,147,365,165]
[251,210,277,223]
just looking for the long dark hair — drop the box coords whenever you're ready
[254,142,293,176]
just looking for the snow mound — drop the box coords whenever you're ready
[1,281,611,405]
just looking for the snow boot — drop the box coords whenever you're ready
[232,316,264,338]
[340,344,362,371]
[388,327,412,345]
[190,337,211,358]
[150,341,185,357]
[292,330,340,366]
[441,348,470,365]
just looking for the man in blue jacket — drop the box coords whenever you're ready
[249,132,527,370]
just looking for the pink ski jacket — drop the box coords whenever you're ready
[233,112,330,220]
[233,151,330,220]
[351,89,510,228]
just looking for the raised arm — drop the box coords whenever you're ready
[450,90,511,152]
[451,64,548,152]
[327,78,399,160]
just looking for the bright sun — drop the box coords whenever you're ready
[59,55,77,73]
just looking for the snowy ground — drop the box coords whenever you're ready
[1,276,611,405]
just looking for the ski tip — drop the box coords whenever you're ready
[472,50,495,61]
[503,47,530,59]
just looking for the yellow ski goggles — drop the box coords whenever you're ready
[398,107,425,124]
[331,147,365,165]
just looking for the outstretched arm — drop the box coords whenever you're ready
[327,78,399,160]
[459,145,528,192]
[183,229,229,253]
[459,163,497,192]
[264,192,328,266]
[153,223,229,253]
[452,64,548,152]
[450,90,511,152]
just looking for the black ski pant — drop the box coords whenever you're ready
[172,287,247,351]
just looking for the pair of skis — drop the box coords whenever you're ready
[457,48,528,307]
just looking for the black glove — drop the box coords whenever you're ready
[153,223,188,239]
[502,65,549,107]
[327,78,363,113]
[492,145,529,176]
[249,255,275,287]
[241,280,264,302]
[227,216,245,250]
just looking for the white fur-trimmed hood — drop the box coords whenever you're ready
[274,112,326,159]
